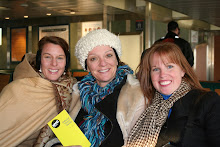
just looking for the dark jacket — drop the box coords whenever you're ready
[157,31,194,67]
[156,89,220,147]
[75,77,125,147]
[75,75,146,147]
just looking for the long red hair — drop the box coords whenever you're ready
[136,42,203,103]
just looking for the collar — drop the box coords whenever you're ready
[164,31,179,39]
[161,93,172,100]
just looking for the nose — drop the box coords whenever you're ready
[160,69,167,77]
[99,58,107,67]
[51,58,58,66]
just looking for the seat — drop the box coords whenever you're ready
[215,89,220,95]
[73,71,88,81]
[203,88,211,91]
[0,74,11,92]
[73,71,89,77]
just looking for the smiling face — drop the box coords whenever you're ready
[150,52,185,95]
[87,45,118,87]
[40,43,66,81]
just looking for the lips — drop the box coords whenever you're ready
[160,80,171,86]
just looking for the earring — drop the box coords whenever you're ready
[39,67,42,72]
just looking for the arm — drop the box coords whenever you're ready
[204,92,220,146]
[45,83,83,147]
[183,41,194,67]
[69,83,82,120]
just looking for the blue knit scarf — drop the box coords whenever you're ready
[78,65,133,147]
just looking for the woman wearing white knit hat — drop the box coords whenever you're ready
[72,29,148,147]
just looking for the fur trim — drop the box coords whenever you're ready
[75,29,122,70]
[116,74,147,144]
[126,74,140,86]
[72,82,80,94]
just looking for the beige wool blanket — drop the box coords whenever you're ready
[0,53,80,147]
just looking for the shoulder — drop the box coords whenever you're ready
[175,37,190,45]
[118,74,147,106]
[2,78,30,92]
[0,79,32,104]
[120,74,143,96]
[175,90,219,110]
[197,91,220,107]
[186,90,220,113]
[126,74,140,86]
[185,89,219,102]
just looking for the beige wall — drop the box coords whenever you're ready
[119,33,143,71]
[194,43,207,81]
[214,36,220,81]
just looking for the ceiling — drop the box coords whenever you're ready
[0,0,131,19]
[148,0,220,28]
[0,0,219,28]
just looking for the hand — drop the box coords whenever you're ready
[55,145,82,147]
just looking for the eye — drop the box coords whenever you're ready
[106,53,113,58]
[57,56,65,60]
[90,57,96,61]
[152,68,159,72]
[44,55,51,59]
[167,65,173,69]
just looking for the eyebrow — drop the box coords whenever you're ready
[88,49,114,56]
[151,65,157,68]
[42,53,65,56]
[106,49,114,53]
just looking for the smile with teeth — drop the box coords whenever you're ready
[49,69,58,73]
[160,81,171,86]
[99,69,110,73]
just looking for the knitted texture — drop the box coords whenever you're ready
[126,80,191,147]
[78,65,133,146]
[75,29,122,70]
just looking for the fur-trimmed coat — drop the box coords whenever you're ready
[71,74,147,147]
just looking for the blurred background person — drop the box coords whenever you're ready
[0,36,77,147]
[126,42,220,147]
[156,21,194,67]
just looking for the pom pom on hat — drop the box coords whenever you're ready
[75,29,122,70]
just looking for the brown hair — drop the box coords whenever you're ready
[36,36,70,72]
[136,42,203,103]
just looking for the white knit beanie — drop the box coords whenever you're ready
[75,29,122,70]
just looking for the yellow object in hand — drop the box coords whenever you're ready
[48,110,91,147]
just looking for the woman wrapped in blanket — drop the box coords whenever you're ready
[0,36,77,147]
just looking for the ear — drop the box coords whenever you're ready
[87,66,90,72]
[175,28,180,36]
[181,70,185,77]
